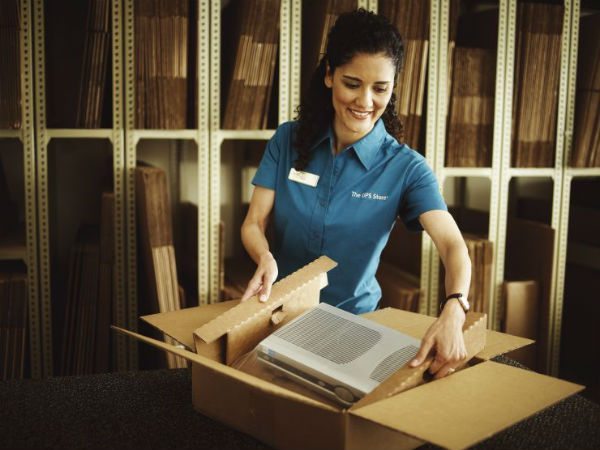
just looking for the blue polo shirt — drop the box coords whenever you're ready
[252,119,447,314]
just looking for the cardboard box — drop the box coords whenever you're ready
[114,257,583,450]
[503,280,539,368]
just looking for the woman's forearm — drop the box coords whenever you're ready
[441,241,471,301]
[241,219,272,265]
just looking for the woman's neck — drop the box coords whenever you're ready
[332,119,365,155]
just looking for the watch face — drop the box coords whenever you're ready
[458,296,470,312]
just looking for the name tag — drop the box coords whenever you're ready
[288,168,319,187]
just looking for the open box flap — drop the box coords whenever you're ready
[364,308,534,362]
[111,325,340,412]
[351,312,487,410]
[194,256,337,344]
[475,330,534,360]
[140,300,240,349]
[361,308,437,340]
[349,360,583,450]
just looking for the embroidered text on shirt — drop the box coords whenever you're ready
[351,191,388,201]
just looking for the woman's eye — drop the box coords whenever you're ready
[374,87,388,93]
[344,83,360,89]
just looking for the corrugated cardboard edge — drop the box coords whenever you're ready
[476,329,534,361]
[351,313,487,410]
[111,325,339,412]
[194,256,337,344]
[349,360,584,450]
[364,309,534,363]
[139,300,240,349]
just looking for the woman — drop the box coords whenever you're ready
[240,9,471,379]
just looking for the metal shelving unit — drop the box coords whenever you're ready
[428,0,583,376]
[32,0,51,378]
[419,0,441,316]
[550,0,600,376]
[492,0,578,374]
[0,130,22,138]
[0,0,43,379]
[123,0,211,368]
[32,0,128,375]
[207,0,292,304]
[430,0,511,329]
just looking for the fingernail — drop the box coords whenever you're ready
[409,359,418,367]
[259,295,267,302]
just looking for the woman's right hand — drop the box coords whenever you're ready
[240,252,278,302]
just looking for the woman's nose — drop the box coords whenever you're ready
[355,88,373,109]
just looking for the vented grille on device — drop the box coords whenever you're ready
[273,307,382,364]
[369,346,419,382]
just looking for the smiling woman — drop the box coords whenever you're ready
[240,8,473,380]
[325,53,396,152]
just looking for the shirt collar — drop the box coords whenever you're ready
[309,119,387,170]
[310,126,332,151]
[350,119,387,170]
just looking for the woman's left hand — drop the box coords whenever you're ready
[409,301,468,378]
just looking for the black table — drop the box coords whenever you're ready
[2,357,599,450]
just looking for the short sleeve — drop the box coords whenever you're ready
[399,158,447,231]
[252,126,284,190]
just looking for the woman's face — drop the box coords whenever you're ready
[324,52,395,148]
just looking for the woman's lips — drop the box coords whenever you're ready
[348,108,372,120]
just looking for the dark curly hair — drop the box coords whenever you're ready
[294,8,404,171]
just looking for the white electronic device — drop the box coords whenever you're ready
[257,303,421,406]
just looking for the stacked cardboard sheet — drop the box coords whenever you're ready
[75,0,111,128]
[378,219,422,311]
[96,192,114,372]
[135,0,190,129]
[177,202,199,307]
[0,0,21,129]
[464,233,493,314]
[505,217,555,372]
[376,261,421,312]
[438,233,493,315]
[136,165,186,368]
[571,13,600,167]
[301,0,357,99]
[446,47,496,167]
[380,0,429,150]
[61,226,100,375]
[512,2,563,167]
[60,193,114,375]
[0,157,18,237]
[0,261,27,380]
[222,254,256,301]
[222,0,281,130]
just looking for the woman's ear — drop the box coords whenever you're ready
[324,63,333,88]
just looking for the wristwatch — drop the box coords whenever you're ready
[440,293,470,313]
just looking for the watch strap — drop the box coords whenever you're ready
[440,293,469,313]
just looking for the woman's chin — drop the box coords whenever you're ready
[346,121,374,136]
